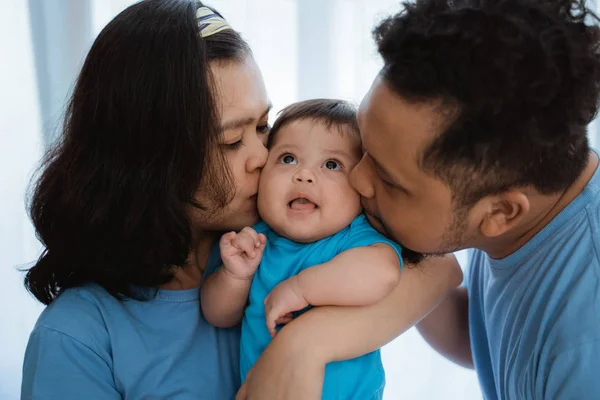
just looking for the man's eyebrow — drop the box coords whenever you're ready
[219,103,272,132]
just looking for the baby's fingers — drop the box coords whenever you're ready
[275,313,294,326]
[264,297,278,337]
[258,233,267,246]
[232,232,258,258]
[240,227,262,248]
[255,233,267,256]
[266,312,278,338]
[219,231,237,247]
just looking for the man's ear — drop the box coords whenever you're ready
[475,191,530,238]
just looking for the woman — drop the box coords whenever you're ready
[22,1,461,399]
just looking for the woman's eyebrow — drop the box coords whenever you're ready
[220,103,272,132]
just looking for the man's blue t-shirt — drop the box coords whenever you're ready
[240,214,403,400]
[21,246,241,400]
[467,157,600,400]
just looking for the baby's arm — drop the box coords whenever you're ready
[296,244,401,305]
[201,227,266,328]
[264,244,401,336]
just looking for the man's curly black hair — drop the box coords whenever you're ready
[375,0,600,207]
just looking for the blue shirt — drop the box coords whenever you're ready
[21,246,241,400]
[240,214,403,400]
[467,159,600,400]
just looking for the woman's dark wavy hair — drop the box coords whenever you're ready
[25,0,251,305]
[375,0,600,207]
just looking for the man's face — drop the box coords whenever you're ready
[350,76,477,258]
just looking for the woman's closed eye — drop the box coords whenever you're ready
[322,159,342,171]
[279,154,297,165]
[223,139,243,150]
[257,123,270,134]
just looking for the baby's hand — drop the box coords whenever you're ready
[264,277,308,338]
[220,227,266,280]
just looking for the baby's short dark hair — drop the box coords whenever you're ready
[267,99,360,148]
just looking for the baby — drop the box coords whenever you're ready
[202,99,403,399]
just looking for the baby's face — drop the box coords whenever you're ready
[258,119,362,242]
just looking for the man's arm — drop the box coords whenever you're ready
[416,286,473,368]
[298,254,463,361]
[237,255,463,399]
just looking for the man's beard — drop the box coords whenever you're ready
[401,206,470,266]
[400,247,428,265]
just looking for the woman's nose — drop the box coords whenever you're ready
[349,154,375,198]
[246,137,269,172]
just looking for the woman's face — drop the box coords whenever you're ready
[193,57,271,233]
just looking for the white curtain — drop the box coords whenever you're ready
[3,0,599,398]
[0,1,45,398]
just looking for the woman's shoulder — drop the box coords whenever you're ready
[33,284,117,346]
[40,283,116,318]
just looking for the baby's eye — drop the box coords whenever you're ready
[323,160,341,171]
[279,154,297,165]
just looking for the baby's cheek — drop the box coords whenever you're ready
[341,177,362,199]
[336,182,362,212]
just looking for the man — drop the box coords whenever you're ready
[349,0,600,398]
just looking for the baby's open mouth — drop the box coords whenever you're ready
[288,197,317,211]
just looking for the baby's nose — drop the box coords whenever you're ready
[293,169,315,183]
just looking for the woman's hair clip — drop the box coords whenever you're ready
[197,6,232,37]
